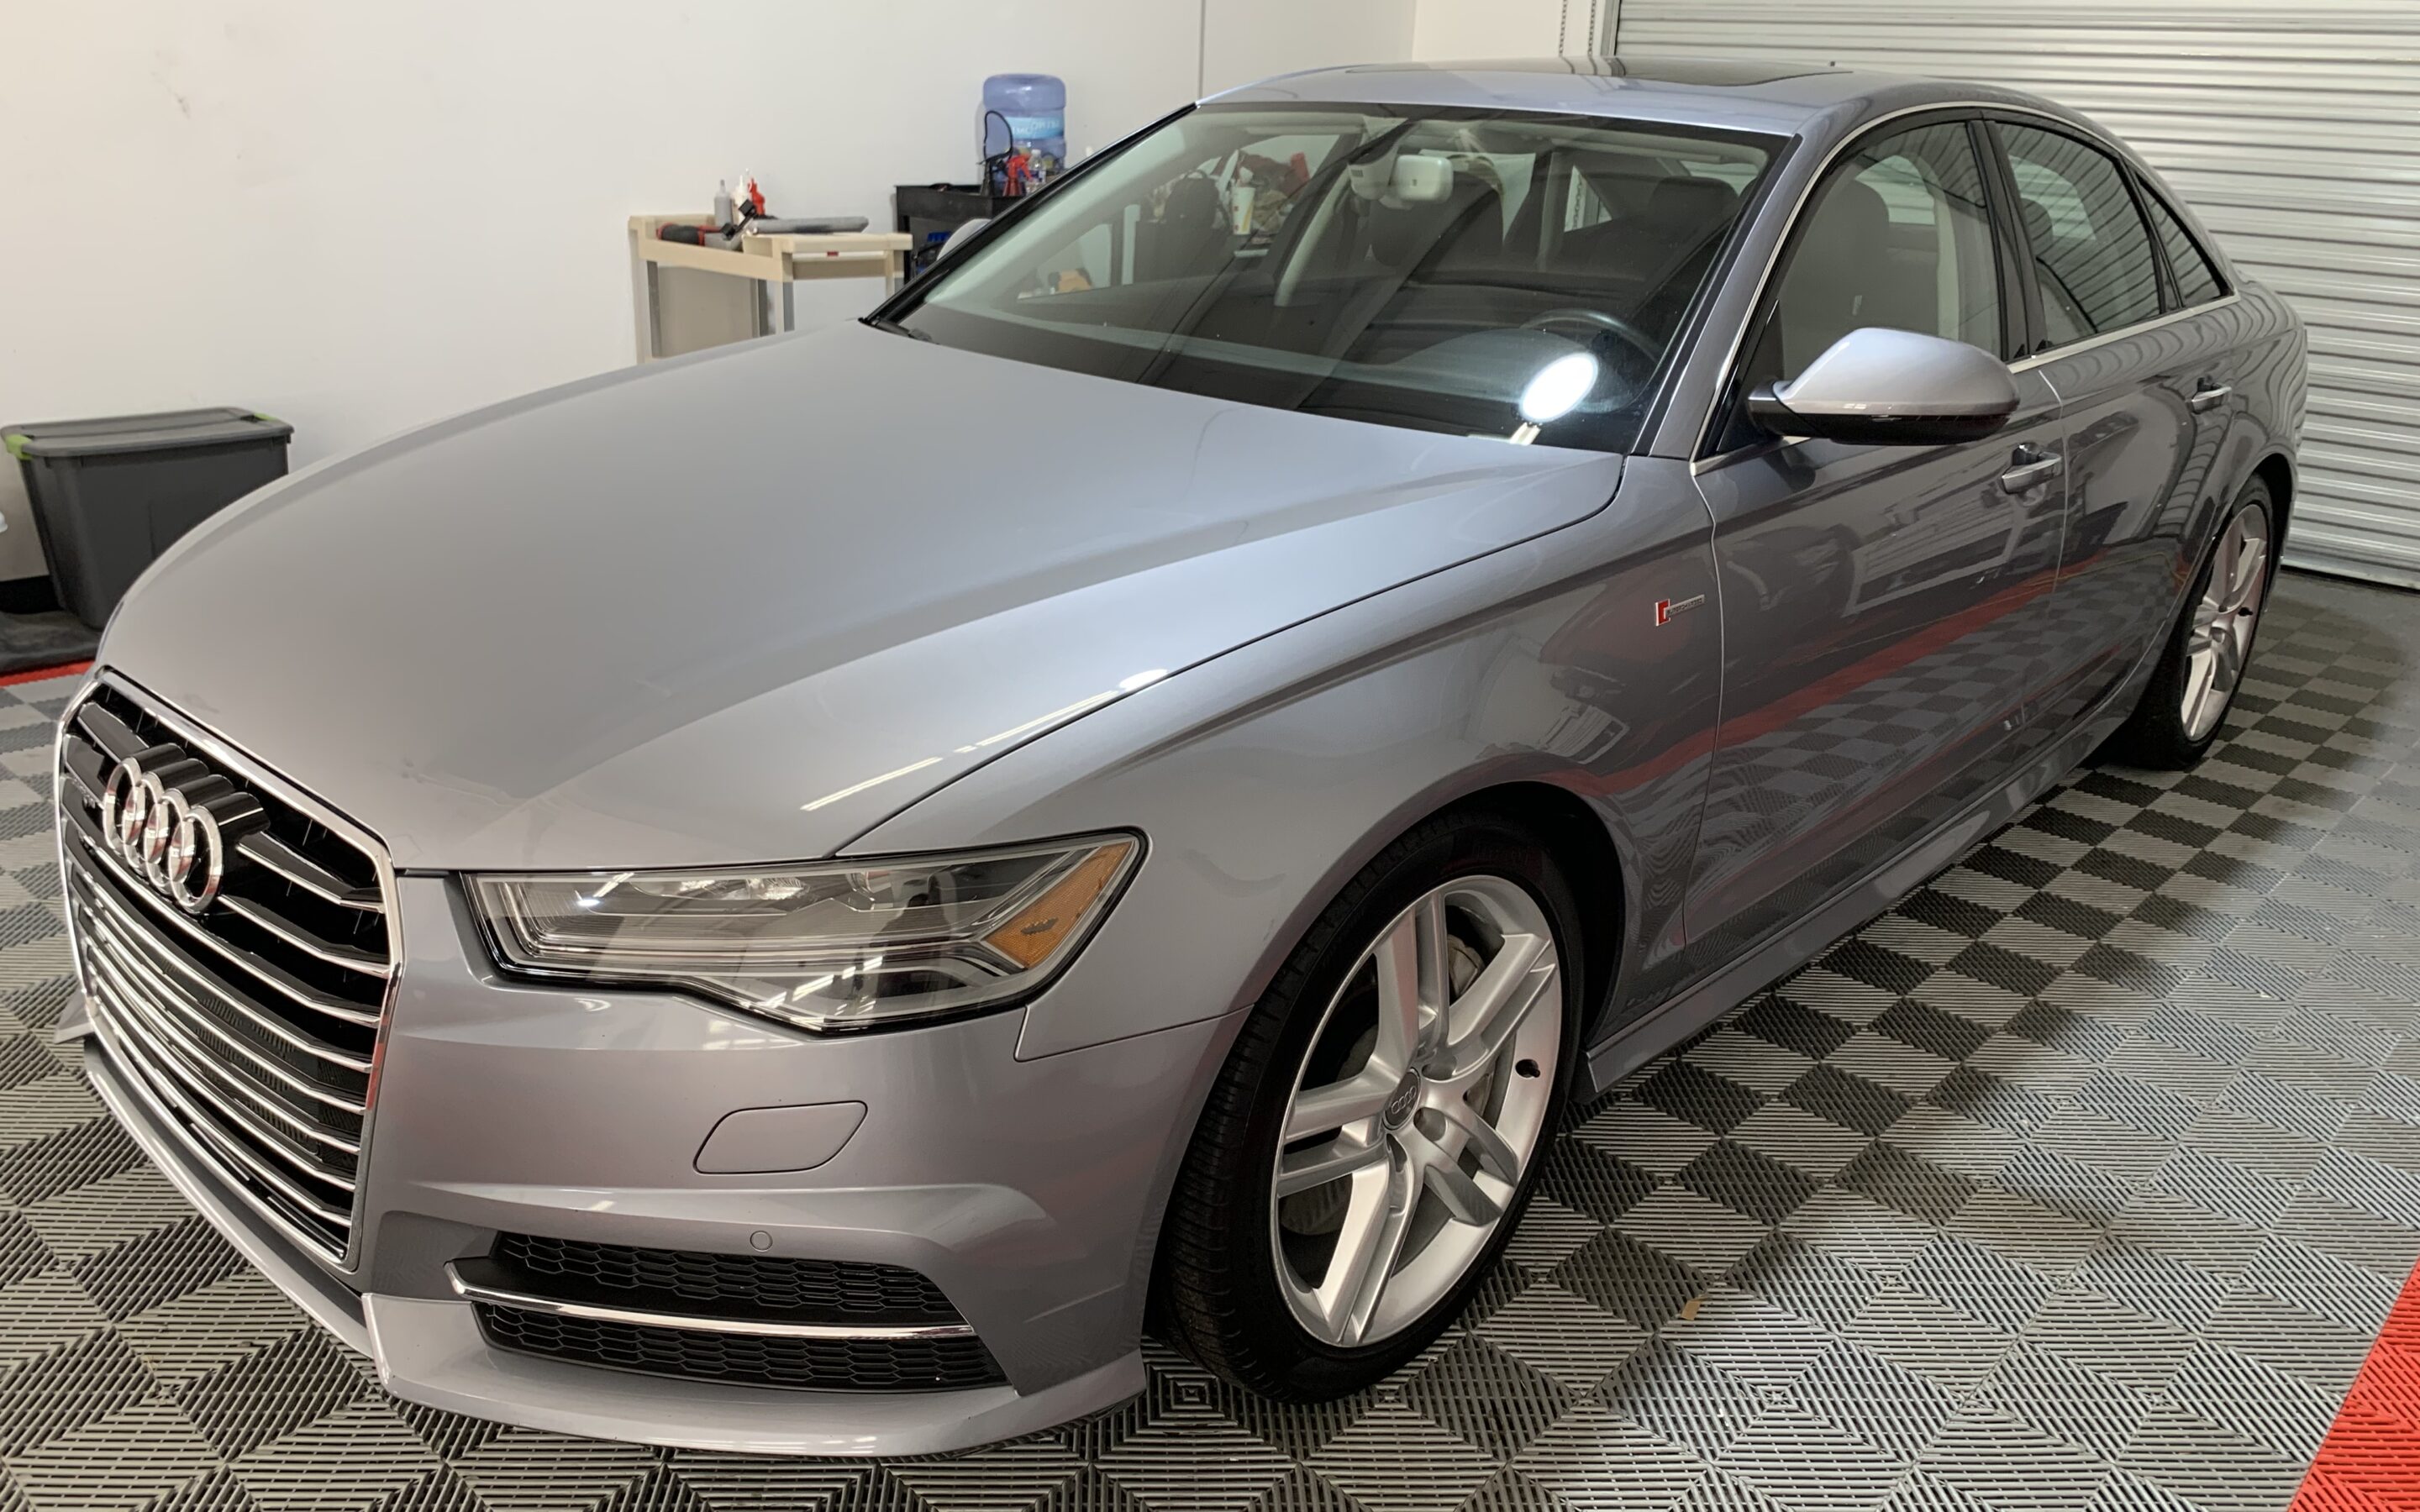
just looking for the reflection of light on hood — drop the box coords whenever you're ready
[805,671,1173,811]
[799,755,944,812]
[964,691,1119,752]
[956,669,1174,753]
[1519,352,1601,425]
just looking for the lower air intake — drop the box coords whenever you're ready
[473,1304,1006,1392]
[490,1232,960,1325]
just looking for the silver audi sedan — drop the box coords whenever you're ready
[58,58,2302,1454]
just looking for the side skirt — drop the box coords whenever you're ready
[1581,692,2139,1099]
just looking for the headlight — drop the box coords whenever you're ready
[466,834,1139,1032]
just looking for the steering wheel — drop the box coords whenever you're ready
[1521,307,1661,365]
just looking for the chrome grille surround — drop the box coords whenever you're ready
[57,673,398,1268]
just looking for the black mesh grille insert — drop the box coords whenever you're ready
[489,1232,963,1326]
[474,1305,1004,1392]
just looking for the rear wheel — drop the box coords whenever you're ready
[2103,480,2275,769]
[1157,811,1582,1397]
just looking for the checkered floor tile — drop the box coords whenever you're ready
[3,570,2417,1511]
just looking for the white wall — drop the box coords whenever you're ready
[1411,0,1609,61]
[0,1,1413,584]
[1203,0,1416,94]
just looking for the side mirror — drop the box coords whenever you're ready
[1749,328,2018,447]
[936,218,992,262]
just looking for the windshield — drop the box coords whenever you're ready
[892,104,1779,452]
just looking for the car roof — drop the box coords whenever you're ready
[1210,55,2091,145]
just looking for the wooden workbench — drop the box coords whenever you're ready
[626,215,913,362]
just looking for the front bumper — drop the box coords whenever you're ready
[72,873,1244,1456]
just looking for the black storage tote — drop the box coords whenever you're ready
[3,407,293,628]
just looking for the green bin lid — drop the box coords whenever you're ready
[3,407,292,461]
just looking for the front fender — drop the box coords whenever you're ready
[848,459,1723,1062]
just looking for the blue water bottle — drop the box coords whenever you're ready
[982,74,1066,195]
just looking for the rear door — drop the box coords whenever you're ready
[1681,117,2069,965]
[1990,118,2233,732]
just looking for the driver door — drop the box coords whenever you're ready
[1681,117,2069,967]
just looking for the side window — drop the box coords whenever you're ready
[1995,123,2163,346]
[2144,190,2226,307]
[1744,122,2004,393]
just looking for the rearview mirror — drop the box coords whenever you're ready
[1344,150,1456,205]
[1749,328,2018,447]
[1388,155,1455,203]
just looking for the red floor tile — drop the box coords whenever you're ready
[2294,1265,2420,1512]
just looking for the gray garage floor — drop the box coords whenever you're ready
[0,570,2416,1512]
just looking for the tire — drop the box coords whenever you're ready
[1156,809,1586,1399]
[2102,479,2277,770]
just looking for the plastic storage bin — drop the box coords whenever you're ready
[3,407,292,628]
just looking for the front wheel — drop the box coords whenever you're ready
[2103,480,2275,769]
[1156,811,1582,1398]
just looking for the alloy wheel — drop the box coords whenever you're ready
[2182,502,2273,741]
[1270,876,1562,1347]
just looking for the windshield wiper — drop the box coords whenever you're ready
[862,314,934,343]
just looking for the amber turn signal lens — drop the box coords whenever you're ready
[982,840,1135,970]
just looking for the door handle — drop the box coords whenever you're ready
[2189,380,2233,414]
[1997,444,2064,495]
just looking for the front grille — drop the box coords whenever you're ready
[474,1305,1007,1392]
[490,1233,961,1325]
[59,677,393,1263]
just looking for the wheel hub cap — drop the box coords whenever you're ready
[2180,501,2272,742]
[1269,875,1564,1348]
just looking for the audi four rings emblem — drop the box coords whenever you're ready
[96,744,266,915]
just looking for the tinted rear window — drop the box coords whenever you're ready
[2144,190,2227,307]
[1998,122,2164,346]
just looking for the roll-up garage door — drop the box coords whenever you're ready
[1616,1,2420,587]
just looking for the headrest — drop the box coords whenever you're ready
[2022,197,2055,250]
[1812,176,1890,252]
[1645,176,1738,234]
[1163,175,1221,229]
[1367,181,1495,269]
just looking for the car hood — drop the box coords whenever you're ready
[101,323,1621,870]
